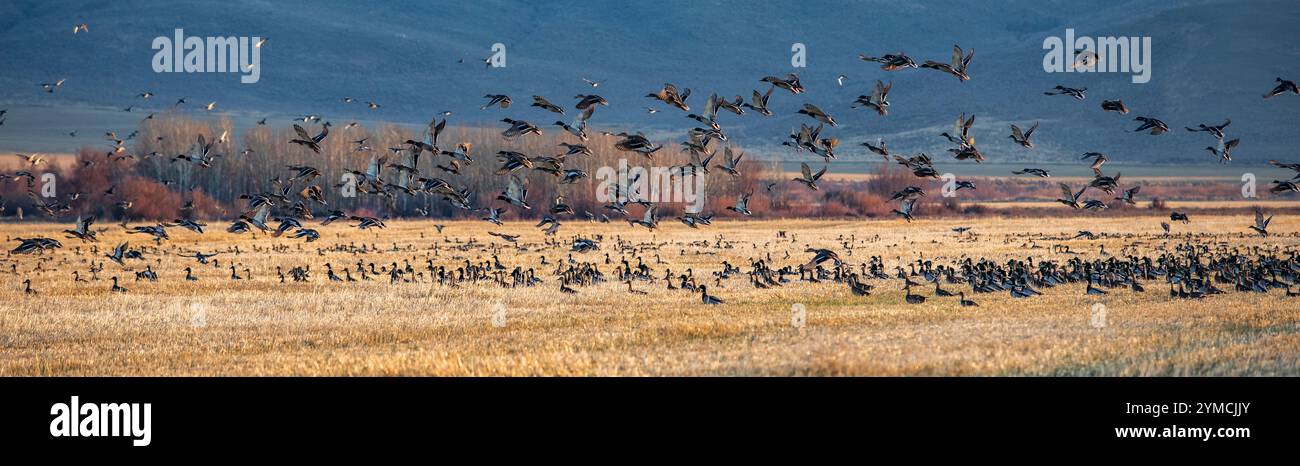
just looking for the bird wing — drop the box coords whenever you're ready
[800,162,812,180]
[508,175,524,199]
[292,124,311,141]
[703,93,719,121]
[577,105,595,123]
[1058,183,1074,200]
[429,118,446,146]
[313,123,329,143]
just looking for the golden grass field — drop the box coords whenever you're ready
[1,214,1297,376]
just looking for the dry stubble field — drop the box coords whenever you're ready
[1,214,1297,376]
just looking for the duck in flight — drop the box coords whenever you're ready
[1249,210,1272,237]
[862,139,889,160]
[1132,117,1169,135]
[531,95,565,115]
[647,83,691,111]
[1100,99,1129,114]
[289,123,329,154]
[1009,122,1039,149]
[717,147,743,177]
[1081,152,1108,175]
[741,87,774,116]
[1044,85,1086,100]
[1263,78,1298,99]
[1013,168,1051,178]
[1186,119,1231,140]
[1056,183,1087,209]
[793,162,827,191]
[859,52,917,71]
[852,80,891,116]
[63,216,98,242]
[1206,138,1240,164]
[496,175,530,210]
[760,73,804,94]
[892,198,917,222]
[919,44,973,81]
[796,103,837,126]
[726,191,753,216]
[500,118,541,138]
[41,78,68,93]
[1114,186,1141,205]
[481,94,512,109]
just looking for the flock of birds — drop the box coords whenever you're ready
[4,28,1300,307]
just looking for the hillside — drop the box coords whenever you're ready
[0,0,1297,163]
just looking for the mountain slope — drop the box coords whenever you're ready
[0,0,1296,163]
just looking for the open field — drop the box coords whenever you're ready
[1,215,1298,376]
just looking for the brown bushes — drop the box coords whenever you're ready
[0,113,1286,223]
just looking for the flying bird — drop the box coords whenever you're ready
[531,95,565,115]
[289,123,330,153]
[1132,117,1169,135]
[859,52,917,70]
[1044,85,1086,100]
[40,78,67,93]
[741,87,774,116]
[1009,122,1039,149]
[481,94,512,109]
[1100,100,1129,114]
[919,44,973,81]
[647,83,691,111]
[1186,119,1231,140]
[852,80,891,116]
[796,103,837,126]
[1249,209,1272,237]
[793,162,827,190]
[760,73,804,94]
[1263,78,1298,99]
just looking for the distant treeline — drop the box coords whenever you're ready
[1,113,1286,223]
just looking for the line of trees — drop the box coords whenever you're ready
[7,112,1261,224]
[4,112,780,222]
